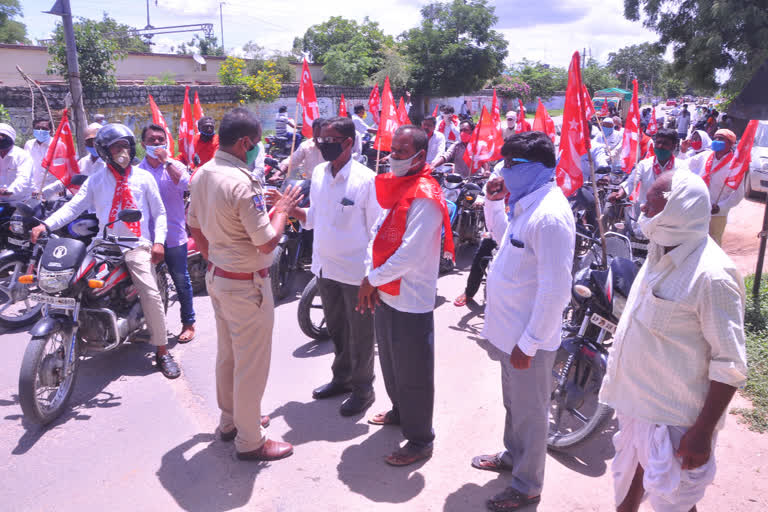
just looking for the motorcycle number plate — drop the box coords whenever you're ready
[590,313,617,335]
[29,293,76,307]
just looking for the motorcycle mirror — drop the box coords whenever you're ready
[445,173,464,184]
[70,174,89,186]
[117,209,142,223]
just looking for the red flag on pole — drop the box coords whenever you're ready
[724,119,759,189]
[431,104,439,117]
[556,51,589,196]
[374,77,399,152]
[599,98,610,117]
[491,89,501,127]
[148,94,175,157]
[647,106,658,135]
[582,85,596,120]
[40,108,80,192]
[397,97,411,126]
[533,98,556,143]
[516,99,531,133]
[178,86,195,165]
[620,79,641,173]
[368,85,381,126]
[193,90,204,128]
[339,94,348,117]
[463,106,500,174]
[489,89,503,159]
[297,59,320,138]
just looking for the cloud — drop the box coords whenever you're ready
[493,0,589,28]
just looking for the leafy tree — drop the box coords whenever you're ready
[242,42,295,83]
[492,75,532,103]
[176,34,224,57]
[369,46,411,90]
[401,0,508,97]
[624,0,768,93]
[0,0,28,44]
[218,56,281,103]
[607,42,665,89]
[582,59,620,94]
[90,14,150,53]
[504,59,567,100]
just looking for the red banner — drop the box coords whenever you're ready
[431,104,439,117]
[582,85,596,120]
[40,109,80,192]
[339,94,348,117]
[148,94,175,157]
[397,97,411,126]
[533,98,556,144]
[647,106,658,135]
[620,79,641,173]
[373,77,398,152]
[178,86,195,164]
[463,106,499,174]
[516,99,531,133]
[556,51,589,196]
[368,85,381,126]
[724,119,758,189]
[297,59,320,138]
[489,89,503,159]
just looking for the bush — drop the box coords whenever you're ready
[493,75,532,103]
[144,72,177,86]
[218,56,281,103]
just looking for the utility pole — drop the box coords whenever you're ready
[45,0,87,156]
[219,2,225,51]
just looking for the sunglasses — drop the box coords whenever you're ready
[316,136,348,144]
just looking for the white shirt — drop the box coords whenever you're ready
[0,145,32,200]
[366,198,443,313]
[281,139,325,180]
[42,155,105,199]
[45,165,167,249]
[426,131,446,163]
[622,156,690,213]
[302,158,380,286]
[482,181,575,355]
[352,114,370,137]
[687,150,744,217]
[596,130,623,151]
[579,143,609,183]
[24,138,53,192]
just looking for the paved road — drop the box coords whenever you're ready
[1,244,766,512]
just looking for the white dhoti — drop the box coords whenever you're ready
[612,413,718,512]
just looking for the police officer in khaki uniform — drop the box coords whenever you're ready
[188,107,301,461]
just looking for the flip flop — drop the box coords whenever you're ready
[471,453,513,472]
[453,295,468,307]
[486,488,541,511]
[368,410,400,426]
[177,325,195,344]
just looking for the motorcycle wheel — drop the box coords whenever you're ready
[297,276,329,340]
[0,258,43,328]
[270,245,292,301]
[18,329,79,425]
[547,347,613,450]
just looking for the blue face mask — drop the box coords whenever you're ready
[33,129,51,143]
[711,140,726,152]
[602,127,614,138]
[500,160,555,215]
[145,144,167,159]
[86,146,99,158]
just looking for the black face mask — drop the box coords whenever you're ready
[318,142,344,162]
[0,137,13,150]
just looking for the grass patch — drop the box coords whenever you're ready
[732,274,768,432]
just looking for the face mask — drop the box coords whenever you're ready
[390,150,423,177]
[602,127,613,138]
[0,137,13,150]
[246,143,260,166]
[34,129,51,143]
[318,142,343,162]
[636,212,658,241]
[200,132,214,142]
[113,148,131,170]
[507,121,515,128]
[655,148,672,163]
[460,132,472,144]
[500,161,554,213]
[145,144,167,159]
[86,146,99,158]
[711,140,726,152]
[691,140,702,151]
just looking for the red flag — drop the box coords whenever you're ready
[463,106,500,174]
[620,79,641,173]
[431,104,439,117]
[491,89,501,127]
[647,106,658,135]
[516,99,531,133]
[556,51,589,196]
[374,77,399,152]
[368,85,381,125]
[489,89,503,159]
[339,94,348,117]
[178,86,195,165]
[297,59,320,138]
[148,94,175,157]
[40,109,80,192]
[193,90,204,129]
[397,97,411,126]
[599,98,610,117]
[724,119,758,189]
[533,98,556,144]
[582,85,596,120]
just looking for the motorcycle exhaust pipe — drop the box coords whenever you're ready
[81,307,121,352]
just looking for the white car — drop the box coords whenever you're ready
[746,120,768,203]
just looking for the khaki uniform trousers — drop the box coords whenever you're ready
[124,245,167,347]
[709,215,728,246]
[206,269,274,453]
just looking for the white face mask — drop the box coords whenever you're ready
[507,120,515,127]
[636,212,659,241]
[113,148,131,169]
[389,151,423,177]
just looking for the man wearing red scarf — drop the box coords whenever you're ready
[358,125,454,467]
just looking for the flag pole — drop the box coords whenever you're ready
[375,146,381,173]
[587,150,609,267]
[286,103,300,179]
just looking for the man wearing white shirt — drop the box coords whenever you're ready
[352,105,373,137]
[600,170,746,512]
[24,118,66,194]
[30,124,179,379]
[278,118,325,180]
[471,132,574,511]
[276,117,381,416]
[42,122,105,199]
[0,123,32,200]
[596,117,624,169]
[420,116,446,164]
[358,125,454,467]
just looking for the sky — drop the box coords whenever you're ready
[20,0,663,69]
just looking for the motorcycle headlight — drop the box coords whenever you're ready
[38,269,75,293]
[444,189,460,203]
[613,294,627,317]
[10,220,24,234]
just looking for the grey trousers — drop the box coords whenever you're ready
[374,301,435,448]
[489,343,556,496]
[316,276,375,395]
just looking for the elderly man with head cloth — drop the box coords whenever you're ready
[599,170,747,512]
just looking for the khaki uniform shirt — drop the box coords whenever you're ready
[187,150,275,273]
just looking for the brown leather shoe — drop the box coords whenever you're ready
[220,416,271,442]
[237,439,294,461]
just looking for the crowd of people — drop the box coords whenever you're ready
[0,93,749,511]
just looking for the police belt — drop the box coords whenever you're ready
[207,262,269,280]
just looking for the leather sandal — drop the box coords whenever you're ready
[472,453,513,472]
[486,488,541,511]
[368,410,400,426]
[384,444,433,466]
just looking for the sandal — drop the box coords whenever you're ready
[177,324,195,344]
[471,453,513,472]
[385,444,433,466]
[486,488,540,511]
[368,410,400,426]
[453,294,468,307]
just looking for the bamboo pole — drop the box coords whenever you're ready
[587,149,609,267]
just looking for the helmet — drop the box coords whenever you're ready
[95,123,136,170]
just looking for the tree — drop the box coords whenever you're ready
[401,0,508,97]
[175,34,224,57]
[582,59,620,94]
[242,42,295,83]
[0,0,28,44]
[607,42,665,89]
[503,59,567,100]
[218,56,282,103]
[492,75,532,103]
[624,0,768,93]
[90,14,150,53]
[369,46,411,90]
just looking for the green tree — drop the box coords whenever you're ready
[242,42,295,83]
[582,59,620,94]
[0,0,29,44]
[218,56,281,103]
[369,45,411,90]
[492,75,532,103]
[607,42,665,89]
[504,59,567,100]
[624,0,768,93]
[176,34,224,57]
[90,14,150,53]
[401,0,508,97]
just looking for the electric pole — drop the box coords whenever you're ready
[45,0,87,156]
[219,2,225,51]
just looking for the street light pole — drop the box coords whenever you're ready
[219,2,225,51]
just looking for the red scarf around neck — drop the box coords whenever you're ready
[438,116,459,141]
[652,153,676,176]
[702,150,734,186]
[108,164,141,237]
[372,165,454,296]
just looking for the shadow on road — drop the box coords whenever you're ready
[449,302,486,339]
[547,417,618,478]
[157,433,266,512]
[337,427,429,503]
[292,339,333,358]
[267,399,369,446]
[444,476,540,512]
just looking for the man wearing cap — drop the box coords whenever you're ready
[0,123,33,200]
[24,118,67,194]
[502,112,517,140]
[42,122,105,199]
[686,128,743,245]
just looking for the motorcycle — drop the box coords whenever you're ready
[17,208,169,425]
[269,178,312,301]
[548,232,638,449]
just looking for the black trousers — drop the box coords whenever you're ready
[464,237,498,299]
[317,276,375,395]
[374,301,435,448]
